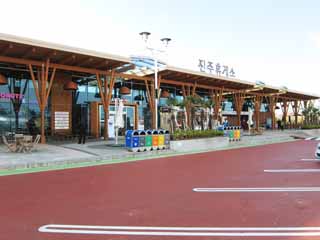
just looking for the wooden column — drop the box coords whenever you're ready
[268,96,278,130]
[28,59,56,144]
[254,95,262,131]
[281,100,289,128]
[96,70,115,140]
[234,92,245,126]
[145,79,155,129]
[212,88,223,121]
[293,100,299,128]
[303,100,309,125]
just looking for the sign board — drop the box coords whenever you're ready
[108,116,115,138]
[0,93,24,100]
[54,112,69,130]
[198,59,236,78]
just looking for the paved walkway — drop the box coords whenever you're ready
[0,129,318,172]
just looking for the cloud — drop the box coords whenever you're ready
[309,32,320,49]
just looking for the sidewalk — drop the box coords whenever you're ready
[0,129,316,174]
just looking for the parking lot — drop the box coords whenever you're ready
[0,140,319,239]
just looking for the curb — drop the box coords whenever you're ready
[0,137,297,177]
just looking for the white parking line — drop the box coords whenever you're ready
[264,169,320,173]
[39,224,320,237]
[193,187,320,192]
[301,159,319,162]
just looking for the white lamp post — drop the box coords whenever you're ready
[139,32,171,129]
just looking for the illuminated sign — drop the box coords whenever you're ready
[0,93,24,100]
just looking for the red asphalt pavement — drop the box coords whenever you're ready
[1,140,320,240]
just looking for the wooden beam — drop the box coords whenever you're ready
[77,57,93,67]
[22,47,36,58]
[0,43,13,55]
[28,64,42,109]
[60,54,76,65]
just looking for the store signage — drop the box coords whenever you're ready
[198,59,236,78]
[54,112,69,130]
[0,93,24,100]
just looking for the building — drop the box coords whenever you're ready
[0,33,318,143]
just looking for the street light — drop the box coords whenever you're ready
[139,31,172,129]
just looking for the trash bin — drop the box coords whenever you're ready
[131,130,140,152]
[139,130,146,151]
[152,130,159,150]
[164,130,170,149]
[158,130,165,150]
[229,127,234,141]
[125,130,133,148]
[145,130,153,151]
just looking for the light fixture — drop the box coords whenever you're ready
[160,89,170,98]
[134,94,144,101]
[139,32,151,43]
[160,38,172,48]
[0,73,7,85]
[64,81,78,91]
[119,86,131,95]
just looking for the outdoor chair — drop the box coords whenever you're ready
[32,134,41,152]
[2,135,17,152]
[23,134,41,153]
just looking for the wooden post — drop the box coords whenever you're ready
[268,96,278,130]
[281,100,289,128]
[28,59,56,144]
[293,100,299,128]
[96,70,115,140]
[254,95,262,131]
[145,79,155,129]
[212,88,223,122]
[234,92,245,126]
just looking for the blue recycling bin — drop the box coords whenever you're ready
[125,130,133,148]
[126,130,140,152]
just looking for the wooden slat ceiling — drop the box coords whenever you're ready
[159,69,254,90]
[0,39,128,71]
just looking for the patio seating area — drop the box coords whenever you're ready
[2,133,41,153]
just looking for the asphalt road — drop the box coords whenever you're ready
[1,140,320,240]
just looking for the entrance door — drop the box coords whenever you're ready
[72,104,89,135]
[99,105,135,137]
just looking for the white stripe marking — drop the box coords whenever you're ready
[264,169,320,173]
[39,224,320,237]
[301,159,320,162]
[316,137,320,141]
[193,187,320,192]
[305,137,314,140]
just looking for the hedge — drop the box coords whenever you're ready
[301,125,320,129]
[171,129,224,140]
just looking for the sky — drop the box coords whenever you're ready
[0,0,319,98]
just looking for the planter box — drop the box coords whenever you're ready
[170,136,229,152]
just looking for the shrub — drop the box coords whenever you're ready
[301,125,320,129]
[172,129,223,140]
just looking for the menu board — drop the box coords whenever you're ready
[55,112,69,130]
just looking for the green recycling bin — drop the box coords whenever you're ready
[145,130,153,151]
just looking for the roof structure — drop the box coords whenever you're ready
[0,32,318,101]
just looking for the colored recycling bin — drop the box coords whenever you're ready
[126,129,170,152]
[228,128,234,141]
[126,130,140,152]
[125,130,133,148]
[145,130,153,149]
[164,130,170,149]
[152,130,159,150]
[158,130,165,150]
[139,130,146,151]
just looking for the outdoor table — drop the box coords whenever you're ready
[14,135,25,152]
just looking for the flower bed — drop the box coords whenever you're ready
[171,129,224,140]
